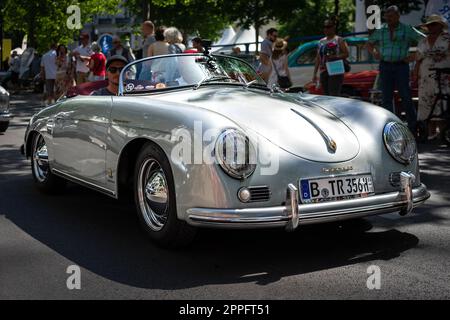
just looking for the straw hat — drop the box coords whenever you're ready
[421,14,448,30]
[273,39,287,51]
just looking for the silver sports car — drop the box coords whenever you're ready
[23,53,430,247]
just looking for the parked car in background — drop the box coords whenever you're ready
[0,85,12,133]
[288,37,377,90]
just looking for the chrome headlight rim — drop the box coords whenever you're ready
[215,128,257,180]
[383,121,417,165]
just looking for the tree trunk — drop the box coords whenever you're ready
[255,24,260,54]
[334,0,340,32]
[27,15,37,49]
[142,0,151,20]
[254,0,260,54]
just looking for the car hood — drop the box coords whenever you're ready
[152,87,360,163]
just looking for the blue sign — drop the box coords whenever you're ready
[98,34,113,55]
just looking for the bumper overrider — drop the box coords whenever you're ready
[186,172,430,230]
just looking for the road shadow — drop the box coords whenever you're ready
[1,176,420,290]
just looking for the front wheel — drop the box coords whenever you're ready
[134,143,197,248]
[31,133,66,193]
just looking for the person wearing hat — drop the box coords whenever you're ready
[413,14,450,141]
[91,55,128,96]
[72,32,92,85]
[267,39,292,90]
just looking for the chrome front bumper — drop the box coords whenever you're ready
[0,111,12,122]
[186,173,430,230]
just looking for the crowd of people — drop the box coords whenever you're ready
[258,6,449,141]
[30,8,450,140]
[38,21,206,103]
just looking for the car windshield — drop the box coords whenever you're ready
[120,54,266,94]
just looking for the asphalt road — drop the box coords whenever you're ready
[0,92,449,300]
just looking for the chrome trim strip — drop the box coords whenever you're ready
[291,108,337,153]
[52,168,116,197]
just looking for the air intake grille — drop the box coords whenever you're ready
[248,186,271,202]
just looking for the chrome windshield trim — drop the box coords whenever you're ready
[118,53,264,96]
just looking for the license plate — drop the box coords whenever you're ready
[300,174,374,203]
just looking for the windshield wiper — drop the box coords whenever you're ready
[194,76,235,90]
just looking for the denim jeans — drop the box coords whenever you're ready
[379,61,417,131]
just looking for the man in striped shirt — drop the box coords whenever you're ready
[367,5,425,133]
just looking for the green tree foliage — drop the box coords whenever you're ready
[226,0,305,49]
[2,0,121,52]
[365,0,424,14]
[279,0,355,49]
[124,0,231,41]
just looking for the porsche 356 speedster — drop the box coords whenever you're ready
[22,53,430,247]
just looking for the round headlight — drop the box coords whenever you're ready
[383,122,417,164]
[215,129,256,179]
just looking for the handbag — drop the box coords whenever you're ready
[272,60,292,88]
[343,59,351,73]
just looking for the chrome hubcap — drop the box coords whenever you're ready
[33,135,49,182]
[138,158,169,231]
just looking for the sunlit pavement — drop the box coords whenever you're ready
[0,92,449,299]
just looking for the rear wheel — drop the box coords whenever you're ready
[31,133,66,193]
[134,143,197,248]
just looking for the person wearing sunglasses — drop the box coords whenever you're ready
[312,19,349,96]
[91,55,128,96]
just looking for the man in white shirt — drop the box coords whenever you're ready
[257,28,278,82]
[72,32,92,84]
[40,43,57,105]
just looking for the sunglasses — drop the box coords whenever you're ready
[108,66,124,74]
[324,25,334,28]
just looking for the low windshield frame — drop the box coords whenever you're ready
[118,53,265,96]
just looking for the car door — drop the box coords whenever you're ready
[51,95,112,189]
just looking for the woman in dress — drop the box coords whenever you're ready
[55,44,72,98]
[312,19,349,96]
[414,15,450,141]
[267,39,292,90]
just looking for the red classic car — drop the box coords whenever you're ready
[304,70,419,118]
